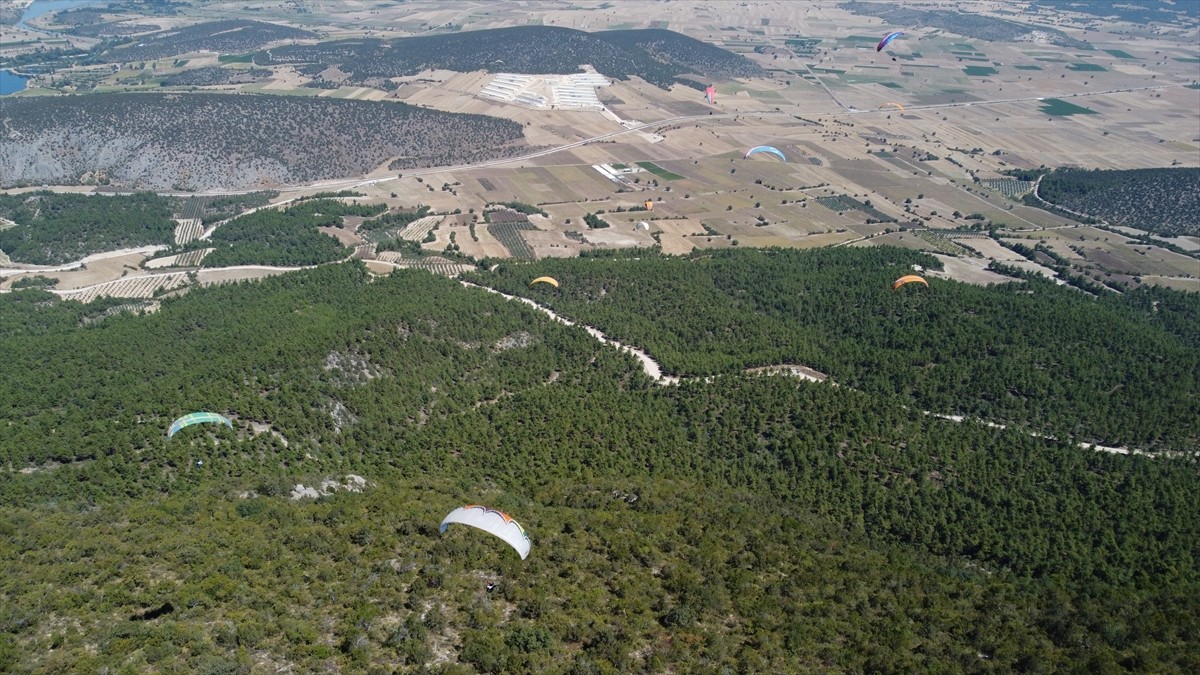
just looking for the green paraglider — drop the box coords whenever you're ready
[168,412,233,438]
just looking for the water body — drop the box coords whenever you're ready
[15,0,104,31]
[0,70,28,95]
[6,0,106,94]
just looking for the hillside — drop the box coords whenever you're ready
[257,25,765,91]
[200,198,383,267]
[1036,167,1200,236]
[160,66,274,87]
[0,93,529,191]
[0,192,176,265]
[0,258,1196,672]
[94,19,316,62]
[840,1,1090,48]
[473,247,1200,451]
[1030,0,1199,25]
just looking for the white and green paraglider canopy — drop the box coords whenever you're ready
[167,412,233,438]
[439,505,531,560]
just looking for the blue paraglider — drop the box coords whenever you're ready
[877,31,905,52]
[744,146,787,162]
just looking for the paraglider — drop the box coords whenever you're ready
[635,221,650,231]
[892,274,929,291]
[877,31,905,52]
[529,276,559,288]
[744,146,787,162]
[705,85,717,104]
[644,200,654,211]
[880,101,905,112]
[167,412,233,438]
[440,505,531,559]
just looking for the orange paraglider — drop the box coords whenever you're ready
[892,274,929,291]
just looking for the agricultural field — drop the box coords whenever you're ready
[1039,98,1098,116]
[54,272,188,304]
[144,248,213,269]
[487,222,537,259]
[371,254,474,277]
[3,0,1196,297]
[396,215,444,242]
[636,161,686,181]
[173,219,204,245]
[981,178,1035,197]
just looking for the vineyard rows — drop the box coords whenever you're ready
[397,215,444,241]
[377,254,474,277]
[176,248,211,266]
[175,197,212,222]
[488,222,536,259]
[981,179,1035,197]
[913,231,975,256]
[55,273,188,303]
[174,218,204,245]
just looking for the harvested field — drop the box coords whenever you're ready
[43,251,154,290]
[927,254,1015,287]
[521,229,590,258]
[195,267,302,286]
[953,237,1026,261]
[318,226,362,247]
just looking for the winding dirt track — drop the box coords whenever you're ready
[461,280,1155,457]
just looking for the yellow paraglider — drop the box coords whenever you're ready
[880,101,905,112]
[529,276,559,289]
[892,274,929,291]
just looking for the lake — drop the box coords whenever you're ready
[16,0,106,31]
[0,70,29,95]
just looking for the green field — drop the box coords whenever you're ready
[217,53,255,64]
[879,81,902,89]
[1172,57,1200,63]
[1068,63,1107,72]
[1104,49,1136,59]
[785,37,821,55]
[1039,98,1098,116]
[962,66,999,76]
[1014,64,1043,70]
[636,161,685,181]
